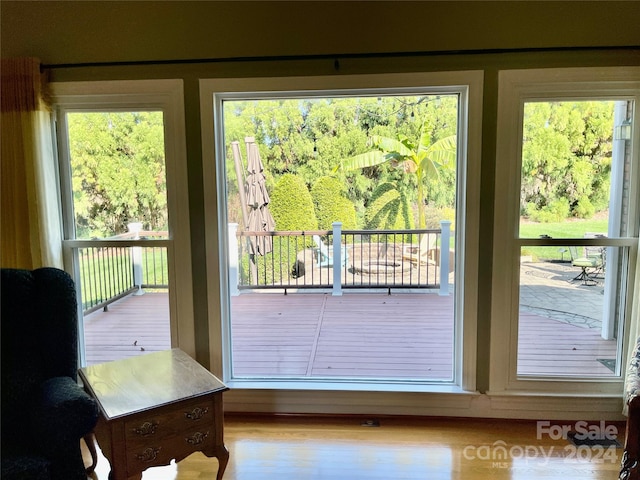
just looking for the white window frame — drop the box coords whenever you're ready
[200,71,483,394]
[490,67,640,396]
[51,79,196,363]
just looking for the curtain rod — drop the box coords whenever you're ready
[41,45,640,70]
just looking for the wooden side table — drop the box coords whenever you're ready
[79,349,229,480]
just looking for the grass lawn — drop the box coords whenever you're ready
[519,217,608,261]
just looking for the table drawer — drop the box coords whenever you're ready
[125,397,214,444]
[126,428,213,473]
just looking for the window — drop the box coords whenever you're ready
[52,80,195,366]
[491,68,639,394]
[200,72,483,390]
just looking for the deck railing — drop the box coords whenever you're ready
[230,221,453,296]
[73,243,169,314]
[69,222,454,315]
[66,226,170,314]
[76,244,136,314]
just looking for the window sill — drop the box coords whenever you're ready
[226,379,474,395]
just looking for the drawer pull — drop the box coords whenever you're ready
[186,431,209,446]
[136,447,161,462]
[185,407,209,420]
[133,421,158,436]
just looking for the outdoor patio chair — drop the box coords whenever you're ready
[402,233,437,266]
[313,235,348,268]
[568,246,604,285]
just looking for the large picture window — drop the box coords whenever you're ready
[201,72,483,391]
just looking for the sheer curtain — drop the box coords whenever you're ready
[1,57,62,269]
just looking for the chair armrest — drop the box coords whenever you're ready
[31,376,99,446]
[625,343,640,405]
[403,245,418,255]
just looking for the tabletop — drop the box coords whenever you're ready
[79,348,228,420]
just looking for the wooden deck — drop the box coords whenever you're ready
[83,291,617,378]
[83,292,171,365]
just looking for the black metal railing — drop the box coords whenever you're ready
[140,245,169,288]
[232,223,453,295]
[71,240,169,315]
[77,245,136,314]
[71,224,453,315]
[342,230,441,291]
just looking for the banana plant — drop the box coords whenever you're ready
[335,122,456,228]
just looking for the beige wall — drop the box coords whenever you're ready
[2,1,640,63]
[2,1,639,396]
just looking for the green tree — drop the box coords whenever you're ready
[68,112,167,238]
[222,95,459,228]
[521,101,613,221]
[336,120,456,228]
[364,182,414,230]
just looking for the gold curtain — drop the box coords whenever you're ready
[1,57,62,269]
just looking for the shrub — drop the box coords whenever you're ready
[240,173,317,285]
[574,197,596,219]
[526,198,570,223]
[269,173,318,231]
[311,176,358,230]
[423,206,455,230]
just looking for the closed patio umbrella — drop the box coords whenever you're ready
[244,137,275,255]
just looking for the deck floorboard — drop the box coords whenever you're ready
[83,291,617,378]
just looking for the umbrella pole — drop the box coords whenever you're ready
[232,141,257,284]
[249,253,258,285]
[232,141,249,230]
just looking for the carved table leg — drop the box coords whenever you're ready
[203,445,229,480]
[107,473,141,480]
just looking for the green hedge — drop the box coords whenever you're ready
[269,173,318,232]
[311,176,358,230]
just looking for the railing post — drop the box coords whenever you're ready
[228,223,240,296]
[439,220,451,296]
[128,222,144,295]
[332,222,343,297]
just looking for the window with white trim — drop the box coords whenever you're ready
[491,67,639,395]
[200,72,483,391]
[51,80,196,366]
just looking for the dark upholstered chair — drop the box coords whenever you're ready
[1,268,99,480]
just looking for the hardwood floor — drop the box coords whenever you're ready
[82,415,625,480]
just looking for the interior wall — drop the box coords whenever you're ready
[3,1,639,64]
[2,1,639,406]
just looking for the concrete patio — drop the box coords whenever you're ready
[519,260,605,328]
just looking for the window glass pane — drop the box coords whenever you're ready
[519,101,622,239]
[515,99,634,378]
[67,112,168,239]
[65,111,171,365]
[221,93,460,382]
[518,246,624,377]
